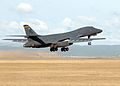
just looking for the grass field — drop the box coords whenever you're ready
[0,59,120,86]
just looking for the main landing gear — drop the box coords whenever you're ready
[50,47,69,52]
[61,47,69,52]
[50,47,58,52]
[50,44,69,52]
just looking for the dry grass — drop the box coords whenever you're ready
[0,59,120,86]
[0,50,61,60]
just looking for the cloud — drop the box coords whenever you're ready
[0,21,22,34]
[104,16,120,33]
[105,16,120,29]
[63,17,72,27]
[0,19,49,36]
[62,16,97,29]
[76,16,97,27]
[20,19,49,35]
[78,16,96,23]
[100,15,120,45]
[17,2,33,13]
[33,19,48,31]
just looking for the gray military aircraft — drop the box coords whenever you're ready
[4,25,105,52]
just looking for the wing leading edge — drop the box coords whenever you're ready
[68,38,106,43]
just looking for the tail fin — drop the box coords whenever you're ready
[23,25,38,36]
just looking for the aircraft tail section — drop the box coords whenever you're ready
[23,25,38,36]
[23,25,46,45]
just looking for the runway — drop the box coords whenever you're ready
[0,59,120,86]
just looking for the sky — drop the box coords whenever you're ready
[0,0,120,46]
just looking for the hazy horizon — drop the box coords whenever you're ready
[0,45,120,57]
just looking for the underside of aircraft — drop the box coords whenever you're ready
[3,25,105,52]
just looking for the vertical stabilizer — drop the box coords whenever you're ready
[23,25,38,36]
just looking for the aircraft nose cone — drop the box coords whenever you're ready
[100,29,103,33]
[98,29,102,33]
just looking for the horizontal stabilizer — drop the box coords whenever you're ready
[6,35,27,37]
[3,39,27,43]
[6,35,41,38]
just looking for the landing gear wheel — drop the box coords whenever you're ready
[50,48,53,52]
[66,47,69,51]
[88,42,91,45]
[50,47,58,52]
[55,48,58,51]
[61,48,64,52]
[61,47,69,52]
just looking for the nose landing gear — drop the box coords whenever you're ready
[88,35,92,45]
[88,42,91,45]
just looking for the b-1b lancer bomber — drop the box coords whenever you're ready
[4,25,105,52]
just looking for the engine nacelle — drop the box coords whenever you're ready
[56,42,73,47]
[23,42,41,48]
